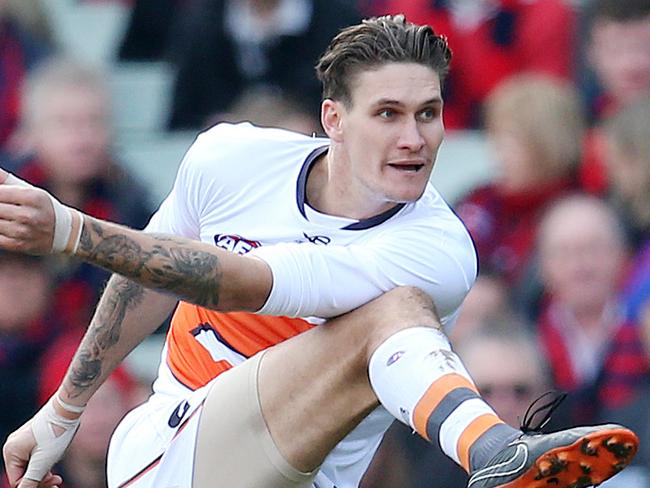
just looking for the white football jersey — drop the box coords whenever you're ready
[144,122,477,487]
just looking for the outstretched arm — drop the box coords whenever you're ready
[0,170,271,487]
[0,169,273,311]
[75,215,272,312]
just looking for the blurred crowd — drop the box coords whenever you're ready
[2,0,650,486]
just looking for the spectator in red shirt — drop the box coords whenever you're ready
[456,74,583,288]
[536,194,649,424]
[579,0,650,193]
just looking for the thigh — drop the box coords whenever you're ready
[258,287,440,473]
[193,351,317,488]
[108,355,313,488]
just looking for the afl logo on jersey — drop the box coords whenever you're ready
[213,234,261,255]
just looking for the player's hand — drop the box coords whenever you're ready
[0,168,82,255]
[2,398,81,488]
[3,423,62,487]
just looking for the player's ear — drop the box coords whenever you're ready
[321,99,344,142]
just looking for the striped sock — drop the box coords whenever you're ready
[368,327,520,472]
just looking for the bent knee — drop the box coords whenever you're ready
[380,286,436,313]
[361,287,441,350]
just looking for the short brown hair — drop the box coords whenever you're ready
[316,15,451,105]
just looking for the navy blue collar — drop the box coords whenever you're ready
[296,146,406,231]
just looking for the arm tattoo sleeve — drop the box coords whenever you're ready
[67,275,144,398]
[77,218,223,309]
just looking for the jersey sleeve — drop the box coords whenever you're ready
[251,221,477,324]
[144,127,231,237]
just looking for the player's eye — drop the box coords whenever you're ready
[378,108,395,119]
[418,108,438,121]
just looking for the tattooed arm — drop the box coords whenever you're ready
[75,215,272,312]
[56,212,271,402]
[0,170,271,395]
[0,171,272,487]
[60,276,176,402]
[0,173,273,312]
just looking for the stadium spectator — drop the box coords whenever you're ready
[597,282,650,486]
[604,93,650,341]
[168,0,361,129]
[0,252,59,478]
[5,57,154,331]
[362,0,576,128]
[214,89,321,135]
[0,0,51,151]
[593,113,650,483]
[579,0,650,193]
[456,74,583,289]
[604,93,650,249]
[536,194,649,424]
[118,0,197,62]
[456,321,555,427]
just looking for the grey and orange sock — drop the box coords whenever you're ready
[369,327,520,472]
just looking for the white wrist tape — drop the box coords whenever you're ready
[50,201,83,254]
[24,397,81,482]
[55,395,87,415]
[5,173,83,254]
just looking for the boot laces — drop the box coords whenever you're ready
[520,391,567,434]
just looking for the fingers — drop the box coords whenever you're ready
[41,472,63,486]
[0,170,32,188]
[17,479,40,488]
[0,188,53,230]
[13,472,62,488]
[0,185,44,208]
[20,472,63,488]
[0,198,56,255]
[4,445,26,488]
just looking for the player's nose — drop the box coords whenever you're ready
[397,119,426,152]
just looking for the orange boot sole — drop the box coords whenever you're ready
[500,427,639,488]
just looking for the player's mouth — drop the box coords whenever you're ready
[387,161,427,173]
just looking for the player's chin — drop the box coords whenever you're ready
[391,178,429,201]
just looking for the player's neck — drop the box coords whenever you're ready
[306,149,396,220]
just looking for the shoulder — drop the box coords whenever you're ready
[178,122,327,196]
[192,122,321,155]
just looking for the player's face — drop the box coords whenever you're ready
[326,62,444,212]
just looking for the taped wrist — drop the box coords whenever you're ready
[5,173,83,254]
[55,395,86,415]
[24,397,81,482]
